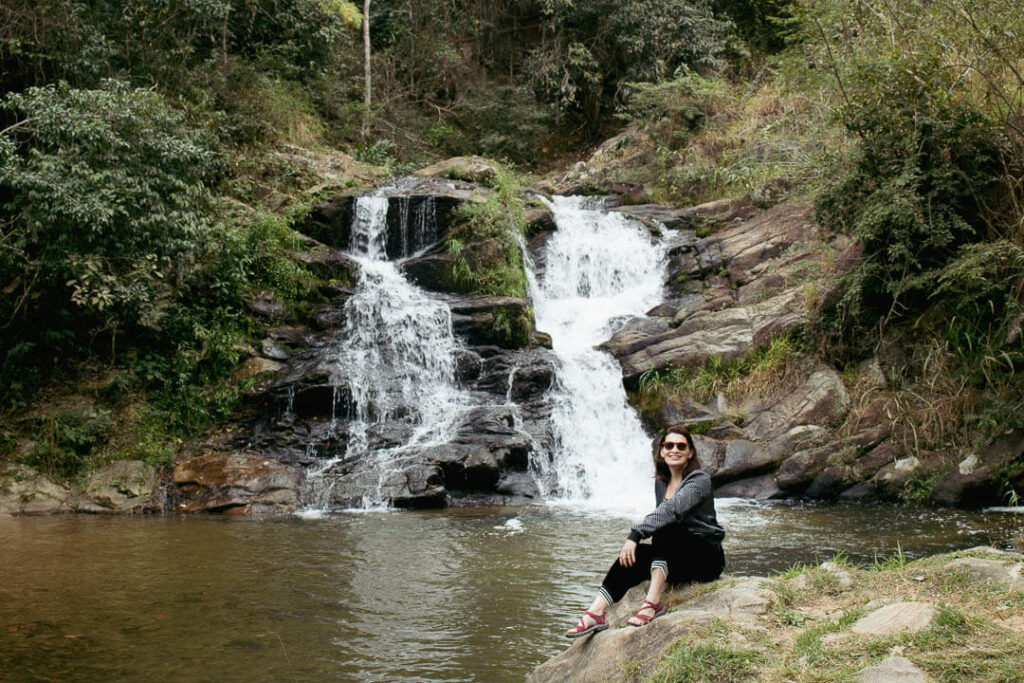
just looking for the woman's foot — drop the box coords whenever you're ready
[565,610,608,638]
[628,600,666,627]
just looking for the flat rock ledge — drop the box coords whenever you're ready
[528,546,1023,682]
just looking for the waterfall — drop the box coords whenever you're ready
[527,196,668,514]
[306,193,469,509]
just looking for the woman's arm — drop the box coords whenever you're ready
[626,471,712,542]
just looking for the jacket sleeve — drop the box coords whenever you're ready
[627,472,712,543]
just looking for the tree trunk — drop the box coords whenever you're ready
[362,0,372,139]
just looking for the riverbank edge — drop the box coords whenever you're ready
[528,545,1024,682]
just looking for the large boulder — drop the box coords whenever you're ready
[173,452,303,514]
[80,460,162,513]
[0,463,71,515]
[527,578,770,683]
[743,365,851,441]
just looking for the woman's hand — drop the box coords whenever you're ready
[619,539,638,568]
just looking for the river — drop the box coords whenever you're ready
[2,503,1021,682]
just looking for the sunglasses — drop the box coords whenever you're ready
[661,441,690,451]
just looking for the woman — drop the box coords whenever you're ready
[565,425,725,637]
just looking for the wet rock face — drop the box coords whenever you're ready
[303,179,485,260]
[197,180,557,514]
[173,453,303,514]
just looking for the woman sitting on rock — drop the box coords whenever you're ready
[566,425,725,637]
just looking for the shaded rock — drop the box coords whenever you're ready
[260,337,290,361]
[716,473,783,500]
[294,242,358,284]
[0,463,71,515]
[776,440,857,494]
[943,557,1024,591]
[873,457,925,501]
[81,460,162,513]
[319,458,446,509]
[494,472,540,500]
[931,430,1024,508]
[839,481,879,502]
[304,183,478,259]
[231,357,285,383]
[859,656,928,683]
[524,204,555,237]
[173,453,303,514]
[414,155,500,184]
[248,291,290,322]
[448,295,533,349]
[851,602,936,636]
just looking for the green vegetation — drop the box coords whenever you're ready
[1,0,1022,483]
[445,167,529,299]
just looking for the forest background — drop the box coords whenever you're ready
[1,0,1021,499]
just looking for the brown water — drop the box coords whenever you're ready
[2,501,1021,682]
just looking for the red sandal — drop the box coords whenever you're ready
[565,611,608,638]
[629,600,666,627]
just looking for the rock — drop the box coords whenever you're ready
[702,438,780,484]
[81,460,162,513]
[670,577,771,624]
[294,240,358,285]
[448,295,533,348]
[611,289,807,384]
[304,184,477,258]
[0,463,71,515]
[873,457,924,501]
[851,602,936,636]
[931,430,1024,508]
[248,291,290,322]
[414,155,500,184]
[260,337,290,361]
[715,473,783,499]
[839,481,879,502]
[943,558,1024,591]
[744,365,851,441]
[527,578,768,683]
[658,396,717,426]
[820,561,855,590]
[173,453,303,514]
[776,440,856,494]
[859,656,928,683]
[231,357,286,382]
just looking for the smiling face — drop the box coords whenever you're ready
[660,434,692,469]
[651,426,699,482]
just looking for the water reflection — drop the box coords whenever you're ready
[1,503,1021,682]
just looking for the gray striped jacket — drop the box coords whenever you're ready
[627,469,724,544]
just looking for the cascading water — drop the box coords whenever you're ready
[527,196,668,514]
[305,193,469,509]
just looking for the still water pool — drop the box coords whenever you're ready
[2,501,1021,682]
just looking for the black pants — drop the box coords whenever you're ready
[599,525,725,605]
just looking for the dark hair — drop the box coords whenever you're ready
[652,424,701,483]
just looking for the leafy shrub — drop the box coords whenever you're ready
[0,80,221,393]
[815,59,1011,358]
